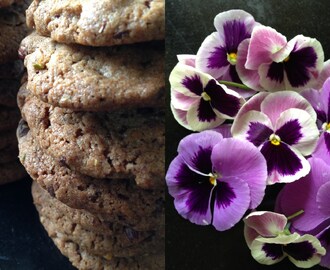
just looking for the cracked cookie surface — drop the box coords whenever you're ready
[26,0,164,46]
[20,33,164,111]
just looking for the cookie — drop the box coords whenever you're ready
[26,0,164,47]
[32,182,164,258]
[0,105,21,131]
[0,159,26,185]
[18,122,165,231]
[20,93,165,190]
[0,2,29,64]
[20,33,164,111]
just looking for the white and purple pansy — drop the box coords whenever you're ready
[241,25,324,92]
[169,62,245,131]
[275,157,330,268]
[244,211,326,268]
[195,10,259,97]
[166,130,267,231]
[231,91,319,184]
[302,78,330,163]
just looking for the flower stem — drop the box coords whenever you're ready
[218,80,251,90]
[287,210,304,221]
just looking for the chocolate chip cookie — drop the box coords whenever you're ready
[20,32,164,111]
[26,0,164,46]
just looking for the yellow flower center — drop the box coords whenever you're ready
[269,134,281,146]
[322,122,330,132]
[283,55,290,62]
[208,173,218,186]
[227,52,237,65]
[201,91,211,101]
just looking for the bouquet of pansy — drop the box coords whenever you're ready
[166,9,330,269]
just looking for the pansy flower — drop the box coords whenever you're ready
[244,211,326,267]
[240,26,324,92]
[169,62,245,131]
[302,78,330,163]
[275,157,330,268]
[166,130,267,231]
[195,10,259,97]
[231,91,319,184]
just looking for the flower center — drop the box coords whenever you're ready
[201,91,211,101]
[269,134,281,146]
[208,173,218,186]
[322,122,330,132]
[283,55,290,62]
[227,52,237,65]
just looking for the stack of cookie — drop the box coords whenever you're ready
[17,0,165,269]
[0,0,29,185]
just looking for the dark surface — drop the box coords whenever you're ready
[0,178,75,270]
[166,1,330,269]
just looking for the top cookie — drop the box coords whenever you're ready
[26,0,165,46]
[0,2,29,64]
[20,33,165,111]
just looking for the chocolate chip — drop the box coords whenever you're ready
[17,119,29,138]
[113,30,130,39]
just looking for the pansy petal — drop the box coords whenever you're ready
[250,239,285,265]
[315,59,330,90]
[186,101,226,131]
[214,9,257,48]
[171,88,199,111]
[313,132,330,164]
[177,130,223,174]
[260,91,317,126]
[244,211,287,237]
[232,92,269,121]
[318,226,330,268]
[212,138,267,208]
[301,88,327,124]
[205,80,244,118]
[258,62,288,91]
[236,39,263,91]
[285,35,324,90]
[196,32,229,79]
[317,181,330,216]
[285,35,323,90]
[169,62,214,96]
[258,232,301,244]
[244,224,260,249]
[275,157,330,231]
[285,234,326,268]
[320,77,330,119]
[261,141,310,184]
[219,63,257,98]
[170,103,190,129]
[177,54,196,67]
[231,110,273,147]
[212,123,232,138]
[275,108,319,155]
[166,156,213,226]
[246,26,287,70]
[212,177,250,231]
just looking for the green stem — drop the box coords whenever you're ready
[218,80,251,90]
[287,210,304,221]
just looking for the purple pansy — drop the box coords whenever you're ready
[166,130,267,231]
[302,78,330,164]
[231,91,319,184]
[275,157,330,268]
[170,62,245,131]
[196,10,259,97]
[244,211,326,267]
[239,26,324,92]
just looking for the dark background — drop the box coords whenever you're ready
[166,1,330,269]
